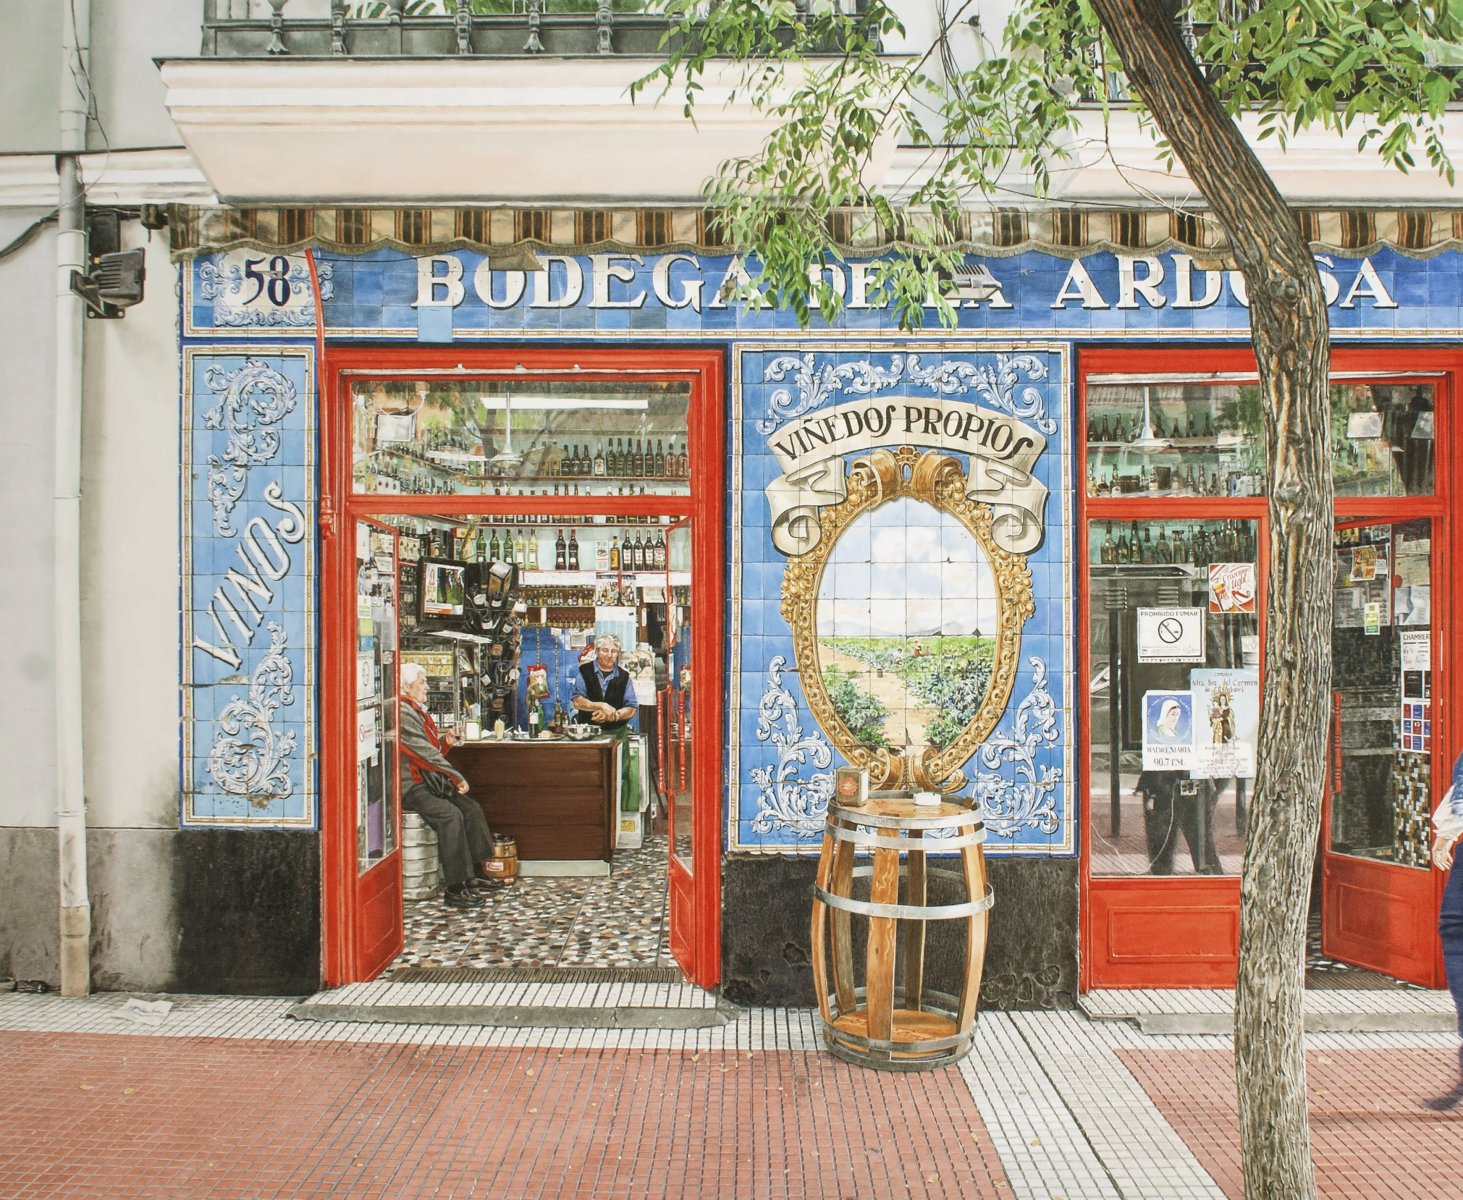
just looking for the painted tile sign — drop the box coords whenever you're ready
[184,247,1454,339]
[732,347,1073,855]
[182,350,315,827]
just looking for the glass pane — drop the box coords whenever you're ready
[1329,519,1433,867]
[1088,519,1259,876]
[356,521,400,874]
[663,520,693,872]
[1331,383,1435,497]
[1086,382,1265,498]
[351,378,691,499]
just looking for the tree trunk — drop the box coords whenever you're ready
[1087,3,1333,1197]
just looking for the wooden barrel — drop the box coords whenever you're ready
[484,834,519,883]
[811,794,992,1070]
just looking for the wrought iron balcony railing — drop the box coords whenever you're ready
[201,0,867,59]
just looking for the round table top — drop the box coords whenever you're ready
[828,796,980,825]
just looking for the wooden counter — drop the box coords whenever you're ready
[447,738,616,863]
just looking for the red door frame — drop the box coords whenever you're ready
[350,516,406,979]
[1077,345,1460,990]
[319,346,726,988]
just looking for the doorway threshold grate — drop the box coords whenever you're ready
[388,965,685,984]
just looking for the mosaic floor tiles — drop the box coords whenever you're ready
[390,833,672,973]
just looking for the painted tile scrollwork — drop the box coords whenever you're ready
[968,656,1063,838]
[202,357,298,536]
[207,623,299,806]
[183,349,315,828]
[760,351,1055,435]
[749,656,834,837]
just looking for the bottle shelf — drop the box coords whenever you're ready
[521,569,691,587]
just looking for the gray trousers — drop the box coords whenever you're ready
[403,784,494,888]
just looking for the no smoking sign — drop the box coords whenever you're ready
[1137,607,1206,663]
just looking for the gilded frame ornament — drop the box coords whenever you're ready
[780,446,1035,793]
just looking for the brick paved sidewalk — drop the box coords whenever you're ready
[2,991,1462,1200]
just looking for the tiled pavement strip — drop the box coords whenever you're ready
[2,988,1462,1200]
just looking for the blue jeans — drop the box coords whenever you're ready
[1441,859,1463,1034]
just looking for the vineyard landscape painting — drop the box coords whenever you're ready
[815,498,998,753]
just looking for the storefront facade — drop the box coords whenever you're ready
[171,210,1463,1003]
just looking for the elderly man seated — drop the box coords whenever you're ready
[399,662,499,910]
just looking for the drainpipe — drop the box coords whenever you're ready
[55,0,91,997]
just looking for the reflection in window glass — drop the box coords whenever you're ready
[1088,520,1258,877]
[1086,382,1265,498]
[351,378,691,498]
[1330,519,1433,868]
[1331,384,1434,497]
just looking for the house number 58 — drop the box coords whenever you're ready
[242,255,294,306]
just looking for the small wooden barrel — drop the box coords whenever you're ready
[484,834,519,883]
[811,795,992,1071]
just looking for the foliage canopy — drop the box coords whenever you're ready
[635,0,1462,327]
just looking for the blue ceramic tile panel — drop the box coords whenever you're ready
[188,252,331,336]
[181,349,316,829]
[732,345,1074,855]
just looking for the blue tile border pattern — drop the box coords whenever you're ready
[181,349,316,828]
[728,344,1074,856]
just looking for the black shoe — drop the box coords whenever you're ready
[444,885,485,909]
[471,874,506,891]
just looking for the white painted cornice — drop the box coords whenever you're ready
[158,57,898,206]
[0,149,216,209]
[1049,109,1463,206]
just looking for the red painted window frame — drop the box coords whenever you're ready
[1077,344,1461,991]
[318,346,726,988]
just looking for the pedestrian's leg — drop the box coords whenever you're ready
[403,786,474,888]
[1144,786,1178,875]
[447,791,494,868]
[1426,863,1463,1109]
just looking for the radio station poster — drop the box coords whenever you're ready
[1141,690,1195,771]
[1191,669,1259,779]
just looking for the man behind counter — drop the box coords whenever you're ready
[570,634,638,729]
[570,634,641,812]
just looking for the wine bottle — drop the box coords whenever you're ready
[654,440,666,477]
[654,531,667,570]
[633,439,646,477]
[514,529,527,567]
[559,443,572,477]
[555,528,567,570]
[567,529,580,570]
[593,443,607,477]
[526,529,539,570]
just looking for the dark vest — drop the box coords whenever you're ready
[577,662,629,728]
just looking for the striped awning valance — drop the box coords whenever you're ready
[167,203,1463,261]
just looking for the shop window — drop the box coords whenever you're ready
[1330,518,1434,868]
[1086,377,1436,499]
[1330,383,1434,497]
[350,378,692,500]
[1087,519,1259,877]
[1086,379,1266,498]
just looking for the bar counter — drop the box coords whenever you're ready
[447,736,617,866]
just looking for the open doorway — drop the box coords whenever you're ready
[321,349,724,988]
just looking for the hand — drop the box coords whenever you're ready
[455,777,470,795]
[1433,833,1456,872]
[441,730,460,748]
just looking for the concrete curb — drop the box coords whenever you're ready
[286,1002,740,1029]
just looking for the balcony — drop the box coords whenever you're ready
[200,1,862,60]
[166,1,888,205]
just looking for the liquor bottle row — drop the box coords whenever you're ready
[1088,462,1263,498]
[550,438,689,480]
[522,586,596,609]
[1096,521,1257,567]
[362,450,687,500]
[1087,411,1220,445]
[547,528,671,572]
